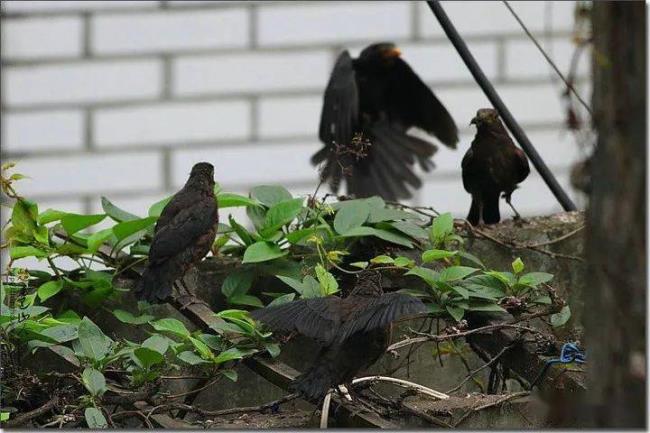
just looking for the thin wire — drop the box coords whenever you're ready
[502,0,593,116]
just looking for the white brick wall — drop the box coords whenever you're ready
[91,9,249,55]
[2,1,590,222]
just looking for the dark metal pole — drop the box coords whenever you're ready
[427,0,577,211]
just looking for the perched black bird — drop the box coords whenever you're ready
[251,271,426,401]
[461,109,530,225]
[135,162,219,303]
[313,42,458,202]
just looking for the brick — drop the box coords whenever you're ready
[91,9,248,55]
[2,110,84,153]
[258,2,410,47]
[171,143,319,188]
[398,41,498,83]
[3,59,162,107]
[94,100,251,147]
[258,95,321,139]
[505,37,591,80]
[13,152,162,196]
[1,17,82,60]
[418,1,577,38]
[172,51,330,96]
[1,1,157,13]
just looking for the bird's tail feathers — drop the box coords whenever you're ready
[134,265,175,303]
[290,361,337,402]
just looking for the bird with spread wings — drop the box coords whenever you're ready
[312,42,458,202]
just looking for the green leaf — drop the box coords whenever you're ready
[350,261,369,269]
[439,266,479,282]
[242,241,287,264]
[142,334,170,355]
[134,347,164,369]
[148,196,172,218]
[214,347,245,364]
[86,228,113,253]
[112,216,157,243]
[265,342,281,358]
[485,271,516,287]
[82,367,107,397]
[333,200,370,234]
[33,225,49,246]
[286,226,327,245]
[217,192,262,209]
[405,267,440,286]
[250,185,292,207]
[101,196,139,223]
[370,255,394,264]
[37,279,63,302]
[40,325,78,343]
[150,318,191,339]
[367,208,419,223]
[430,212,454,243]
[229,294,264,308]
[177,350,209,365]
[511,257,524,274]
[390,220,428,239]
[468,303,508,313]
[37,208,67,225]
[50,344,80,366]
[9,245,48,259]
[78,317,112,361]
[450,285,469,299]
[61,213,106,235]
[518,272,554,287]
[85,407,108,429]
[0,412,9,422]
[446,305,465,322]
[221,270,254,298]
[532,295,552,305]
[340,226,413,248]
[458,251,486,269]
[315,264,339,295]
[229,215,254,246]
[112,309,154,325]
[11,199,37,235]
[222,369,238,382]
[550,305,571,327]
[422,249,458,263]
[267,293,295,307]
[189,336,213,360]
[394,256,415,268]
[261,198,304,237]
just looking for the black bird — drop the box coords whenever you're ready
[461,108,530,225]
[250,271,426,401]
[312,42,458,202]
[135,162,219,303]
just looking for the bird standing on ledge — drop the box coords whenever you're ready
[461,108,530,225]
[250,271,427,402]
[313,42,458,202]
[135,162,219,304]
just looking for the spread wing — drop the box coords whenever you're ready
[313,51,359,193]
[250,297,344,346]
[337,293,427,343]
[387,58,458,148]
[148,198,217,265]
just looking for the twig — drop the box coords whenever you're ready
[453,391,530,427]
[164,376,220,400]
[446,343,516,394]
[386,323,540,352]
[352,376,449,400]
[146,393,300,419]
[4,395,59,427]
[320,391,333,428]
[450,340,485,393]
[523,225,585,248]
[502,1,592,115]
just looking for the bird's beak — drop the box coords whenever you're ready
[385,47,402,58]
[470,117,478,126]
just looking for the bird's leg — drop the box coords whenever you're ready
[177,276,210,310]
[502,192,522,220]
